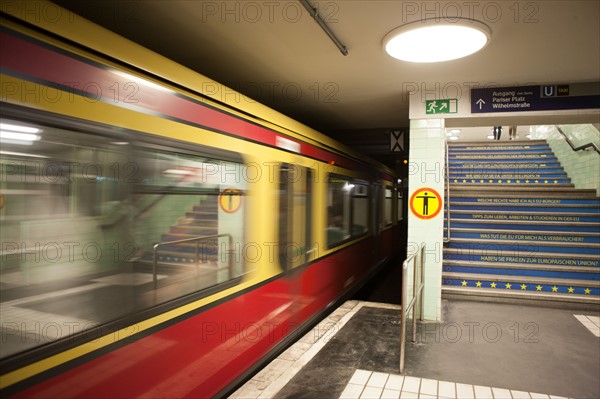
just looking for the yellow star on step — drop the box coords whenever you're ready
[544,180,549,184]
[525,180,530,183]
[534,180,539,184]
[476,281,482,287]
[454,179,458,183]
[541,154,547,158]
[568,287,575,293]
[505,283,512,289]
[584,288,591,295]
[536,285,543,291]
[461,280,468,286]
[507,180,512,183]
[552,286,558,292]
[471,179,475,183]
[480,180,485,183]
[520,284,527,290]
[490,282,497,288]
[516,180,521,183]
[489,179,494,183]
[554,180,558,184]
[497,179,502,183]
[462,179,467,183]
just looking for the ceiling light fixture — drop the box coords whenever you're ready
[383,18,491,63]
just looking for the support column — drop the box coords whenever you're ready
[407,118,445,321]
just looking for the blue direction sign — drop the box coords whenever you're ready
[471,83,600,114]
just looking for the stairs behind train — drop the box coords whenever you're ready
[443,140,600,309]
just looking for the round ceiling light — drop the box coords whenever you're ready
[383,18,491,63]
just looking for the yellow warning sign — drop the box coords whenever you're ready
[410,187,442,220]
[219,188,242,214]
[0,194,4,209]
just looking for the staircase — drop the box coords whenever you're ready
[443,140,600,309]
[139,195,220,271]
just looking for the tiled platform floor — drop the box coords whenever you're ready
[230,300,600,399]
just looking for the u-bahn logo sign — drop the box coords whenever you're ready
[409,187,442,220]
[219,188,242,214]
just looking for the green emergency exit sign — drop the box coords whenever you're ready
[425,99,458,114]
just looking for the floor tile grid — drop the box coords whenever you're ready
[229,301,402,399]
[573,314,600,337]
[340,370,573,399]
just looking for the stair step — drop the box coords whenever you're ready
[442,286,600,307]
[448,229,600,244]
[450,205,599,213]
[443,263,599,281]
[444,248,600,267]
[449,195,600,205]
[185,211,218,219]
[176,217,219,226]
[449,186,589,196]
[169,226,219,235]
[450,210,600,223]
[444,259,599,273]
[447,239,600,254]
[443,271,599,287]
[449,220,599,233]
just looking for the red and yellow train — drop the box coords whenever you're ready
[0,2,402,397]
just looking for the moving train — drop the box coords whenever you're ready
[0,2,402,397]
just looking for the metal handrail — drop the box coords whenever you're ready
[556,126,600,154]
[152,233,233,288]
[444,140,451,243]
[399,243,425,374]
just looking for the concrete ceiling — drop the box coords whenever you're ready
[51,0,600,135]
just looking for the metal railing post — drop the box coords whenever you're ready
[399,259,408,373]
[399,243,426,374]
[152,234,233,289]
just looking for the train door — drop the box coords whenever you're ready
[278,163,313,272]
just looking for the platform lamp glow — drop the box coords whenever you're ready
[383,18,491,62]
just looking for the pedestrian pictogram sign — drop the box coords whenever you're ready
[409,187,442,220]
[219,188,242,214]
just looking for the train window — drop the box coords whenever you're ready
[134,146,246,295]
[327,174,369,248]
[0,119,246,359]
[385,186,393,226]
[352,183,369,236]
[397,190,404,221]
[279,163,312,270]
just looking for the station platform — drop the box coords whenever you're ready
[230,300,600,399]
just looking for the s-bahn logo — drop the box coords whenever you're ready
[219,188,243,214]
[409,187,442,220]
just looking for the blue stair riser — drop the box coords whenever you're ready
[449,197,600,206]
[450,161,561,167]
[444,252,600,267]
[444,265,599,280]
[450,173,568,179]
[443,278,599,295]
[450,179,571,184]
[449,148,552,154]
[450,169,567,176]
[448,221,599,233]
[449,156,558,162]
[143,248,218,259]
[452,214,600,223]
[449,144,550,150]
[149,255,217,264]
[450,231,600,244]
[184,212,218,220]
[450,205,599,214]
[448,242,600,255]
[169,227,219,235]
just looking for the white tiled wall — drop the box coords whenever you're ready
[406,118,445,322]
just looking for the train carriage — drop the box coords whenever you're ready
[0,2,402,397]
